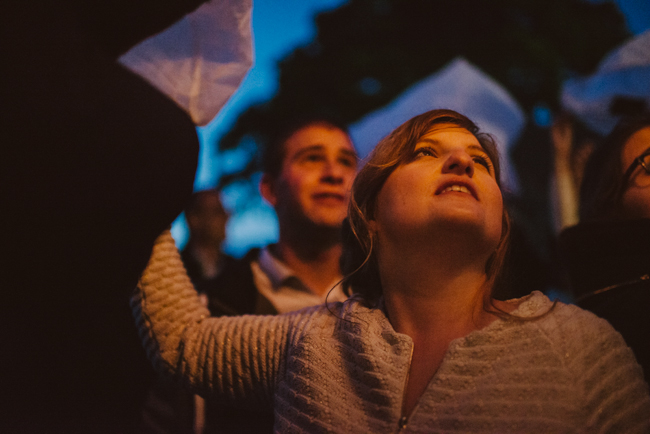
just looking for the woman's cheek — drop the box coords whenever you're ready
[621,188,650,219]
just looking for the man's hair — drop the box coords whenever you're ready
[580,115,650,221]
[340,109,511,307]
[262,114,350,178]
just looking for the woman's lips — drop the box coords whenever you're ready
[435,179,478,200]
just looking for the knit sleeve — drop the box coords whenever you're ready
[131,230,292,410]
[560,306,650,432]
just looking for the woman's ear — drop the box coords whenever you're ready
[259,173,278,207]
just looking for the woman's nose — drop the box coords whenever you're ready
[442,151,474,177]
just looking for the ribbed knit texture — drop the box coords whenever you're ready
[133,231,650,433]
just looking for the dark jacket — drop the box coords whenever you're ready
[559,218,650,381]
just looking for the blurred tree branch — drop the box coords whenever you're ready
[216,0,627,194]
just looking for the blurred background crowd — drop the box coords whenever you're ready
[179,0,649,301]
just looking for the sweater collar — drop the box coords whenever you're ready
[338,291,552,342]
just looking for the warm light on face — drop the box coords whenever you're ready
[620,127,650,219]
[268,124,358,228]
[372,124,503,252]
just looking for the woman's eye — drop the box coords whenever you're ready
[415,147,436,157]
[473,155,493,171]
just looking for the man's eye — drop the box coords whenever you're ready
[304,154,324,162]
[339,157,357,168]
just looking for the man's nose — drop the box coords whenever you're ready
[321,160,346,184]
[441,150,474,177]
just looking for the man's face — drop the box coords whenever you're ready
[261,124,357,229]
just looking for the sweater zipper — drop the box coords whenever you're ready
[396,345,414,433]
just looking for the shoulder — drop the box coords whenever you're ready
[217,249,261,281]
[511,291,623,341]
[497,294,650,429]
[215,249,262,286]
[222,248,261,268]
[511,292,638,371]
[279,298,352,326]
[279,297,376,337]
[205,249,263,316]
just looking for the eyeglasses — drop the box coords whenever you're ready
[620,148,650,196]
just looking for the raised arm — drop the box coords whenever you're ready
[131,230,290,409]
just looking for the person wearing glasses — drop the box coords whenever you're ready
[560,115,650,381]
[134,110,649,432]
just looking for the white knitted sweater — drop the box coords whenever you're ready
[132,232,650,433]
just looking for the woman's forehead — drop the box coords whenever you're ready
[417,124,481,147]
[424,123,470,134]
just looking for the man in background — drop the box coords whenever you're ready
[142,116,358,433]
[207,116,358,318]
[181,189,230,296]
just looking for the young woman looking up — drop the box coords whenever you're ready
[134,110,650,433]
[343,114,514,417]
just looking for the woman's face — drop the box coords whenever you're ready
[620,126,650,219]
[372,124,503,250]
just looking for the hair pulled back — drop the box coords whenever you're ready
[340,109,511,307]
